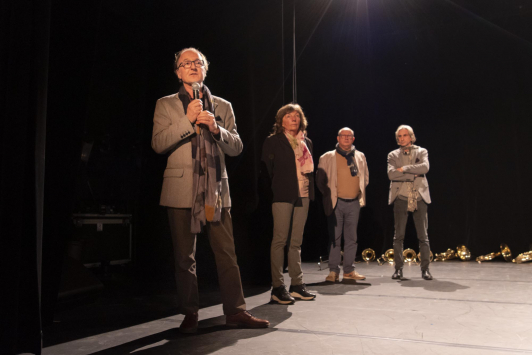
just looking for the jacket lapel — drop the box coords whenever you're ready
[355,152,362,170]
[212,97,218,114]
[278,133,292,149]
[173,93,186,116]
[411,147,419,165]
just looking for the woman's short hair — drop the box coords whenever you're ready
[395,125,416,144]
[271,103,308,136]
[173,47,210,73]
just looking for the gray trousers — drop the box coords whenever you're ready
[393,199,431,271]
[271,198,309,288]
[167,207,246,316]
[328,199,361,274]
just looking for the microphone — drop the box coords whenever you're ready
[192,82,201,100]
[191,82,203,132]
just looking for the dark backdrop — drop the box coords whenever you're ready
[2,0,50,353]
[41,0,532,326]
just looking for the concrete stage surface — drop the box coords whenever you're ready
[43,261,532,355]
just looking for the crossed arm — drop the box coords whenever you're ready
[387,149,429,181]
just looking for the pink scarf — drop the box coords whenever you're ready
[284,131,314,174]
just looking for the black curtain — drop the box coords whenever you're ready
[37,0,532,287]
[0,0,50,354]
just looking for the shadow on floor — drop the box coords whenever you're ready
[399,279,470,292]
[88,303,291,355]
[43,264,271,348]
[306,280,373,295]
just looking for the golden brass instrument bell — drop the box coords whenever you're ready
[515,251,532,264]
[500,243,513,262]
[385,249,394,262]
[435,248,457,261]
[377,249,394,265]
[403,248,417,263]
[476,243,513,263]
[361,248,375,262]
[476,251,500,263]
[456,245,471,261]
[417,250,434,262]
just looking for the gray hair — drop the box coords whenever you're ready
[337,127,354,136]
[173,47,210,73]
[395,125,416,144]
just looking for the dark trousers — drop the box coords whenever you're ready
[167,207,246,315]
[393,199,431,271]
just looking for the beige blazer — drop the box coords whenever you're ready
[387,146,431,205]
[151,93,243,208]
[316,149,369,216]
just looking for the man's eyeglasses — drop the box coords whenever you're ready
[178,60,205,69]
[339,134,354,138]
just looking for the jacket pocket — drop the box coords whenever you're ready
[163,168,184,178]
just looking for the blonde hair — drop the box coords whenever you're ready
[395,125,416,144]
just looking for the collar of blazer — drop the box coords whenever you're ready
[326,149,363,171]
[273,132,297,149]
[404,145,419,162]
[395,146,418,158]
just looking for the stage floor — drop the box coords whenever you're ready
[43,261,532,355]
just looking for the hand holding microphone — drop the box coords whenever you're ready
[191,82,219,134]
[186,82,203,123]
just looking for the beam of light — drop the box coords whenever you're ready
[444,0,532,52]
[355,0,372,65]
[295,0,334,62]
[130,339,169,353]
[229,0,334,172]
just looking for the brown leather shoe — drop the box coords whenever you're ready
[226,311,269,328]
[325,271,339,282]
[343,270,366,280]
[179,312,198,334]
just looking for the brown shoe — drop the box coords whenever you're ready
[226,311,269,328]
[343,270,366,280]
[179,312,198,334]
[325,271,339,282]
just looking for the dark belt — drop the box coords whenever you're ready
[338,197,358,202]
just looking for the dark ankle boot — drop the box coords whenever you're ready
[392,269,403,280]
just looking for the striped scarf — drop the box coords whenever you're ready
[179,84,222,233]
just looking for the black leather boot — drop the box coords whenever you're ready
[392,269,403,280]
